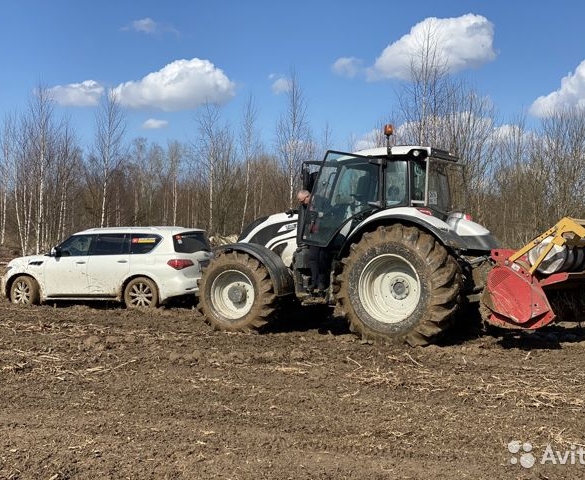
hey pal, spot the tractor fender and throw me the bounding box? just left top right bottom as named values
left=341, top=209, right=485, bottom=255
left=214, top=242, right=295, bottom=297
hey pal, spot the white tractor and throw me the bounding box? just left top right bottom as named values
left=197, top=125, right=585, bottom=345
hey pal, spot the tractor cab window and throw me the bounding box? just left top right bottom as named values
left=427, top=160, right=464, bottom=216
left=411, top=160, right=426, bottom=205
left=335, top=164, right=378, bottom=211
left=385, top=161, right=408, bottom=206
left=303, top=153, right=379, bottom=246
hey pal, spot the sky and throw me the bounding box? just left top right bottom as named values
left=1, top=1, right=585, bottom=153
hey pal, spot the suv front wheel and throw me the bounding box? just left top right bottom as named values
left=10, top=275, right=40, bottom=305
left=124, top=277, right=159, bottom=308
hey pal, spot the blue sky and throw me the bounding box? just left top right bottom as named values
left=1, top=1, right=585, bottom=152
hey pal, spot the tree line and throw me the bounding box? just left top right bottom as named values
left=0, top=76, right=316, bottom=255
left=2, top=52, right=585, bottom=256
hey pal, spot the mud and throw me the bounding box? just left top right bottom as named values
left=1, top=301, right=585, bottom=479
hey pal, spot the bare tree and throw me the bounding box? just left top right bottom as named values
left=488, top=118, right=541, bottom=246
left=25, top=86, right=60, bottom=252
left=535, top=107, right=585, bottom=222
left=0, top=113, right=16, bottom=246
left=0, top=86, right=81, bottom=253
left=441, top=87, right=498, bottom=223
left=274, top=71, right=314, bottom=206
left=193, top=103, right=242, bottom=235
left=248, top=153, right=289, bottom=219
left=396, top=19, right=454, bottom=146
left=52, top=122, right=83, bottom=241
left=165, top=140, right=183, bottom=226
left=393, top=20, right=499, bottom=225
left=127, top=137, right=149, bottom=225
left=239, top=94, right=263, bottom=231
left=89, top=91, right=127, bottom=227
left=317, top=122, right=334, bottom=156
left=194, top=104, right=221, bottom=233
left=13, top=86, right=70, bottom=253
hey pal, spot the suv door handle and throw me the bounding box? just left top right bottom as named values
left=117, top=260, right=128, bottom=263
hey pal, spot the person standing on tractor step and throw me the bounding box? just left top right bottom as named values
left=297, top=189, right=328, bottom=293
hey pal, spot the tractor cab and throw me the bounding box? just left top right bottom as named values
left=300, top=128, right=464, bottom=250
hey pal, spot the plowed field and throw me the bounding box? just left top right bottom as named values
left=1, top=301, right=584, bottom=479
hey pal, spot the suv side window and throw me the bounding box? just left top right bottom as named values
left=59, top=234, right=95, bottom=256
left=90, top=234, right=130, bottom=255
left=173, top=231, right=211, bottom=253
left=130, top=234, right=162, bottom=254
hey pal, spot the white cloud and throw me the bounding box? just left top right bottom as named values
left=530, top=60, right=585, bottom=117
left=269, top=74, right=292, bottom=94
left=353, top=130, right=379, bottom=151
left=332, top=57, right=363, bottom=78
left=121, top=17, right=178, bottom=35
left=49, top=80, right=104, bottom=107
left=337, top=14, right=495, bottom=81
left=492, top=123, right=522, bottom=140
left=142, top=118, right=168, bottom=129
left=129, top=18, right=157, bottom=33
left=113, top=58, right=236, bottom=111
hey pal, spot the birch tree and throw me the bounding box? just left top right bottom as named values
left=90, top=91, right=127, bottom=227
left=0, top=114, right=16, bottom=245
left=275, top=72, right=314, bottom=207
left=165, top=140, right=183, bottom=226
left=25, top=86, right=60, bottom=253
left=396, top=19, right=453, bottom=146
left=193, top=103, right=222, bottom=233
left=239, top=95, right=262, bottom=230
left=394, top=19, right=497, bottom=224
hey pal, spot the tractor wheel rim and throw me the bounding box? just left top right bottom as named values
left=358, top=254, right=421, bottom=324
left=211, top=270, right=255, bottom=319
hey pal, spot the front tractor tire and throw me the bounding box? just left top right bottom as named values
left=197, top=251, right=277, bottom=332
left=336, top=225, right=462, bottom=346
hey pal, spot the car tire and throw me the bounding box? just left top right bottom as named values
left=10, top=275, right=40, bottom=305
left=124, top=277, right=159, bottom=308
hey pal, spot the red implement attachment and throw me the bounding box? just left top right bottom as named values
left=481, top=217, right=585, bottom=330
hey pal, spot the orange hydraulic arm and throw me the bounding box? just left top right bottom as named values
left=507, top=217, right=585, bottom=275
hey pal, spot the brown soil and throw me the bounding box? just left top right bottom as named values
left=1, top=300, right=585, bottom=479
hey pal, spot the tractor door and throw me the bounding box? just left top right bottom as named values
left=301, top=152, right=381, bottom=248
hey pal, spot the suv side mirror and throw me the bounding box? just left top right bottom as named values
left=51, top=246, right=62, bottom=258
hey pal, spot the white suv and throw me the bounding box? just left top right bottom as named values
left=2, top=226, right=213, bottom=308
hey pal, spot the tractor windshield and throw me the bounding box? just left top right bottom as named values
left=301, top=152, right=382, bottom=247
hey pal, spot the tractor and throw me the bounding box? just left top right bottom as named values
left=197, top=125, right=585, bottom=345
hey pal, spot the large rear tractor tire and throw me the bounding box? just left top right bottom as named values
left=197, top=251, right=277, bottom=332
left=335, top=225, right=462, bottom=346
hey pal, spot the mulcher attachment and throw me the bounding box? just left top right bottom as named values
left=481, top=217, right=585, bottom=329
